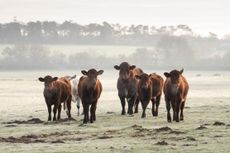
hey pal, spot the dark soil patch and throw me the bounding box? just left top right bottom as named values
left=213, top=121, right=225, bottom=126
left=3, top=118, right=44, bottom=124
left=0, top=136, right=45, bottom=144
left=51, top=140, right=65, bottom=143
left=187, top=136, right=196, bottom=141
left=156, top=126, right=172, bottom=132
left=4, top=124, right=17, bottom=127
left=196, top=125, right=207, bottom=130
left=106, top=112, right=115, bottom=114
left=169, top=131, right=185, bottom=134
left=183, top=143, right=197, bottom=146
left=97, top=135, right=113, bottom=139
left=155, top=140, right=168, bottom=145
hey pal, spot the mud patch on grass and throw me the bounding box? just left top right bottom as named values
left=196, top=125, right=208, bottom=130
left=0, top=136, right=45, bottom=144
left=51, top=140, right=65, bottom=143
left=97, top=135, right=113, bottom=139
left=155, top=126, right=172, bottom=132
left=155, top=140, right=168, bottom=145
left=213, top=121, right=225, bottom=126
left=187, top=136, right=196, bottom=141
left=3, top=118, right=44, bottom=124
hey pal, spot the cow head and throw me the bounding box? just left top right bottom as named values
left=135, top=73, right=151, bottom=90
left=81, top=69, right=103, bottom=85
left=114, top=62, right=136, bottom=81
left=38, top=75, right=58, bottom=87
left=164, top=69, right=184, bottom=84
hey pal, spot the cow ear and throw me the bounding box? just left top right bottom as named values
left=38, top=77, right=44, bottom=82
left=129, top=65, right=136, bottom=70
left=180, top=69, right=184, bottom=74
left=164, top=72, right=170, bottom=78
left=71, top=75, right=77, bottom=80
left=114, top=65, right=120, bottom=70
left=52, top=77, right=58, bottom=81
left=81, top=70, right=88, bottom=75
left=97, top=70, right=104, bottom=75
left=135, top=75, right=141, bottom=79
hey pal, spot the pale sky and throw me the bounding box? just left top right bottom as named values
left=0, top=0, right=229, bottom=37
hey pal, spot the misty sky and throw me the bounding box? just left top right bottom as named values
left=0, top=0, right=229, bottom=37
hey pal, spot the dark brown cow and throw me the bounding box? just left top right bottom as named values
left=38, top=75, right=72, bottom=121
left=136, top=73, right=164, bottom=118
left=163, top=69, right=189, bottom=122
left=114, top=62, right=143, bottom=115
left=78, top=69, right=103, bottom=123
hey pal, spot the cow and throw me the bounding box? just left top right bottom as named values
left=78, top=69, right=103, bottom=123
left=64, top=75, right=81, bottom=116
left=163, top=69, right=189, bottom=122
left=136, top=73, right=164, bottom=118
left=38, top=75, right=72, bottom=121
left=114, top=62, right=143, bottom=115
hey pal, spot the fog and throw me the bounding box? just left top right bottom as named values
left=0, top=21, right=230, bottom=70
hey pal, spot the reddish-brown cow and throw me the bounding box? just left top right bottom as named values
left=163, top=69, right=189, bottom=122
left=114, top=62, right=143, bottom=115
left=39, top=75, right=72, bottom=121
left=78, top=69, right=103, bottom=123
left=136, top=73, right=163, bottom=118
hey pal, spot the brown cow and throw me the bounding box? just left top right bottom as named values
left=136, top=73, right=164, bottom=118
left=38, top=75, right=72, bottom=121
left=114, top=62, right=143, bottom=115
left=78, top=69, right=103, bottom=123
left=163, top=69, right=189, bottom=122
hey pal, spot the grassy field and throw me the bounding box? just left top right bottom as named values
left=0, top=70, right=229, bottom=153
left=0, top=97, right=230, bottom=153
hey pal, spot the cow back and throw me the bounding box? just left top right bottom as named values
left=150, top=73, right=164, bottom=97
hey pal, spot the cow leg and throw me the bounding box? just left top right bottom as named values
left=171, top=101, right=176, bottom=121
left=119, top=96, right=126, bottom=115
left=83, top=103, right=89, bottom=124
left=66, top=96, right=72, bottom=119
left=134, top=97, right=139, bottom=113
left=53, top=104, right=58, bottom=121
left=165, top=98, right=171, bottom=122
left=76, top=97, right=81, bottom=116
left=151, top=98, right=156, bottom=117
left=57, top=104, right=62, bottom=120
left=128, top=96, right=136, bottom=115
left=180, top=101, right=185, bottom=121
left=47, top=104, right=52, bottom=121
left=90, top=102, right=97, bottom=123
left=155, top=95, right=161, bottom=116
left=141, top=101, right=147, bottom=118
left=175, top=100, right=181, bottom=122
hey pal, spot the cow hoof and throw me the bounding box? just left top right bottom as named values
left=121, top=111, right=126, bottom=115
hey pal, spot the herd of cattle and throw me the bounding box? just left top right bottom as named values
left=38, top=62, right=189, bottom=124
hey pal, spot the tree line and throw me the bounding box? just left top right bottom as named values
left=0, top=20, right=217, bottom=45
